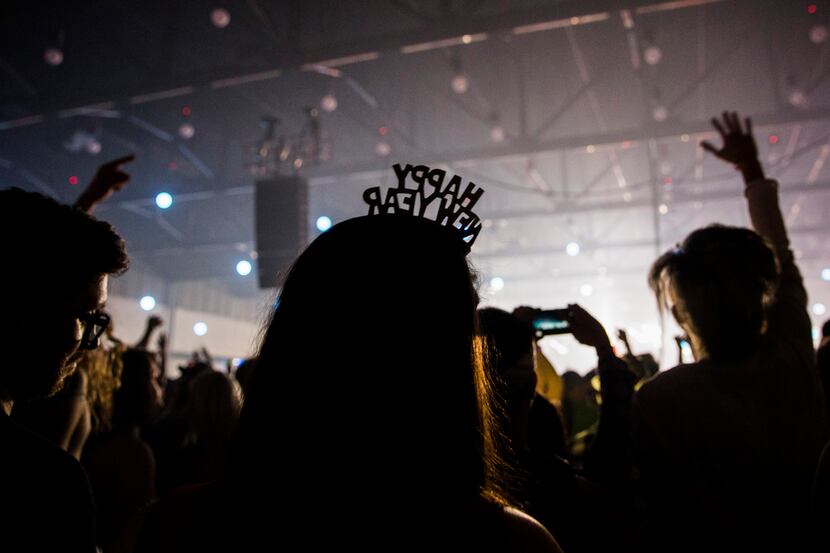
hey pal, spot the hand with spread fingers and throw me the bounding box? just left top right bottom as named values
left=701, top=112, right=764, bottom=182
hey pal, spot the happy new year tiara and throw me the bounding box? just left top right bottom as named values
left=362, top=163, right=485, bottom=251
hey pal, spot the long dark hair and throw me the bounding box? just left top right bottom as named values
left=231, top=215, right=509, bottom=511
left=649, top=224, right=779, bottom=362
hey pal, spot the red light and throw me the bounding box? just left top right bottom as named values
left=68, top=175, right=79, bottom=185
left=768, top=134, right=780, bottom=145
left=167, top=161, right=177, bottom=170
left=621, top=140, right=632, bottom=149
left=808, top=4, right=817, bottom=14
left=663, top=177, right=673, bottom=185
left=182, top=106, right=191, bottom=117
left=378, top=126, right=388, bottom=136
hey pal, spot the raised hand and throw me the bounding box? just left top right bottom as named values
left=146, top=315, right=163, bottom=331
left=511, top=305, right=541, bottom=327
left=566, top=304, right=612, bottom=354
left=701, top=112, right=764, bottom=182
left=74, top=154, right=135, bottom=213
left=617, top=328, right=633, bottom=356
left=135, top=314, right=163, bottom=350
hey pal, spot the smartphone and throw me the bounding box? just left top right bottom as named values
left=533, top=309, right=571, bottom=338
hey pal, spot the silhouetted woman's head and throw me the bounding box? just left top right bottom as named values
left=187, top=370, right=240, bottom=443
left=477, top=308, right=537, bottom=414
left=649, top=224, right=779, bottom=362
left=233, top=214, right=505, bottom=509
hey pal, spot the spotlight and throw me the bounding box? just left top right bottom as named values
left=375, top=141, right=391, bottom=157
left=85, top=139, right=102, bottom=155
left=566, top=242, right=580, bottom=256
left=193, top=322, right=209, bottom=336
left=643, top=45, right=662, bottom=65
left=140, top=296, right=156, bottom=311
left=321, top=93, right=338, bottom=112
left=580, top=284, right=594, bottom=297
left=44, top=47, right=64, bottom=66
left=178, top=123, right=195, bottom=139
left=810, top=24, right=828, bottom=44
left=451, top=74, right=469, bottom=94
left=659, top=204, right=669, bottom=215
left=316, top=216, right=333, bottom=232
left=813, top=303, right=827, bottom=316
left=652, top=105, right=668, bottom=122
left=236, top=260, right=252, bottom=276
left=822, top=268, right=830, bottom=281
left=489, top=277, right=505, bottom=291
left=211, top=7, right=231, bottom=28
left=155, top=192, right=173, bottom=209
left=488, top=112, right=505, bottom=143
left=490, top=125, right=505, bottom=143
left=788, top=89, right=808, bottom=108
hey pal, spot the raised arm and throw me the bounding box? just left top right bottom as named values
left=74, top=154, right=135, bottom=214
left=702, top=112, right=810, bottom=345
left=135, top=315, right=163, bottom=351
left=702, top=113, right=789, bottom=250
left=567, top=304, right=637, bottom=488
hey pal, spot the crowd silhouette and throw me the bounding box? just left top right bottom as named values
left=1, top=111, right=828, bottom=552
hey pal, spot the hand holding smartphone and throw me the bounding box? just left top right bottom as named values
left=532, top=308, right=572, bottom=339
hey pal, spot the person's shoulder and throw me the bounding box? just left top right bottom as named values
left=62, top=368, right=88, bottom=397
left=2, top=412, right=76, bottom=467
left=101, top=432, right=156, bottom=468
left=531, top=392, right=556, bottom=411
left=496, top=506, right=564, bottom=553
left=135, top=482, right=226, bottom=553
left=633, top=363, right=713, bottom=426
left=0, top=413, right=91, bottom=497
left=146, top=481, right=222, bottom=521
left=635, top=362, right=704, bottom=400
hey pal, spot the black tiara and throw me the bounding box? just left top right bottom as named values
left=363, top=163, right=485, bottom=250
